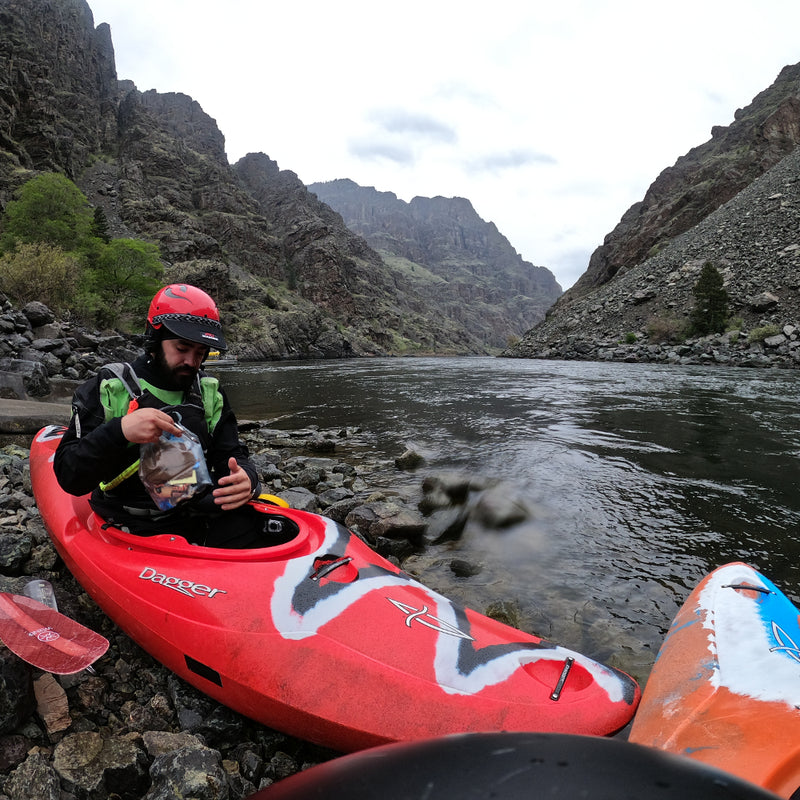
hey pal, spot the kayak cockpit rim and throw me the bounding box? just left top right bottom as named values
left=83, top=505, right=314, bottom=562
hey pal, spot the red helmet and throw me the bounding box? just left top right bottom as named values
left=146, top=284, right=227, bottom=350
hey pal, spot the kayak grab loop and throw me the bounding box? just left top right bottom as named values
left=311, top=557, right=357, bottom=583
left=550, top=657, right=575, bottom=701
left=723, top=583, right=772, bottom=595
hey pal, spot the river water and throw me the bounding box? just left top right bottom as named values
left=214, top=356, right=800, bottom=686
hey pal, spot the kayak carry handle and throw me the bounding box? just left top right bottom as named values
left=311, top=557, right=354, bottom=582
left=723, top=583, right=772, bottom=595
left=550, top=657, right=574, bottom=701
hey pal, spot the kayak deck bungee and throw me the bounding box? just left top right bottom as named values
left=629, top=562, right=800, bottom=798
left=31, top=425, right=640, bottom=752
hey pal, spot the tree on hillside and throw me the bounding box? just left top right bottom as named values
left=92, top=206, right=111, bottom=243
left=0, top=172, right=164, bottom=329
left=83, top=238, right=163, bottom=327
left=690, top=262, right=729, bottom=335
left=0, top=172, right=94, bottom=253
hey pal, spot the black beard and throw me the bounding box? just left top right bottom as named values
left=153, top=347, right=198, bottom=391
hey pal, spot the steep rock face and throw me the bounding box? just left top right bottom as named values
left=505, top=143, right=800, bottom=361
left=0, top=0, right=117, bottom=192
left=562, top=63, right=800, bottom=304
left=308, top=179, right=562, bottom=348
left=0, top=0, right=534, bottom=359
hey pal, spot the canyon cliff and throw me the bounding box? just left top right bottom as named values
left=0, top=0, right=560, bottom=359
left=506, top=62, right=800, bottom=363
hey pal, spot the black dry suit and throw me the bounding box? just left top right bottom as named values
left=54, top=354, right=265, bottom=547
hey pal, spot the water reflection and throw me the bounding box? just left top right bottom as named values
left=216, top=357, right=800, bottom=683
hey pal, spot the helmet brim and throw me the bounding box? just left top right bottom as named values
left=157, top=315, right=227, bottom=351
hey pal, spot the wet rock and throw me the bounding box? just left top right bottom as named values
left=307, top=435, right=336, bottom=453
left=229, top=744, right=263, bottom=785
left=345, top=499, right=426, bottom=544
left=395, top=448, right=424, bottom=470
left=418, top=485, right=451, bottom=514
left=420, top=471, right=478, bottom=508
left=485, top=599, right=525, bottom=629
left=472, top=484, right=533, bottom=529
left=371, top=506, right=426, bottom=541
left=342, top=503, right=379, bottom=538
left=426, top=507, right=469, bottom=544
left=321, top=496, right=363, bottom=523
left=450, top=558, right=483, bottom=578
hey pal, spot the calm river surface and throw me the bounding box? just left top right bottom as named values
left=214, top=356, right=800, bottom=686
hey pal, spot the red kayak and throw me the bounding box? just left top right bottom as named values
left=31, top=425, right=640, bottom=752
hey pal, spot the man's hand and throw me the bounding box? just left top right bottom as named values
left=121, top=409, right=182, bottom=443
left=213, top=457, right=253, bottom=511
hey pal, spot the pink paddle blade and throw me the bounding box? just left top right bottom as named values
left=0, top=592, right=109, bottom=674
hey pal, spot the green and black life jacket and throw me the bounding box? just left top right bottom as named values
left=96, top=362, right=224, bottom=493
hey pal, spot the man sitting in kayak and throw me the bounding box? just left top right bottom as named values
left=54, top=284, right=270, bottom=548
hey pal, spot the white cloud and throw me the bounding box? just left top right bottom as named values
left=88, top=0, right=800, bottom=289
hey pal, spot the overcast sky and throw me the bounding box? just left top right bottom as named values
left=87, top=0, right=800, bottom=290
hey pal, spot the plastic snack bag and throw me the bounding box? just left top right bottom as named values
left=139, top=423, right=212, bottom=511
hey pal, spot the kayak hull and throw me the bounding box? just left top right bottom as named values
left=629, top=562, right=800, bottom=798
left=31, top=425, right=639, bottom=752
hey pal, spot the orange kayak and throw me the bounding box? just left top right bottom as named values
left=629, top=562, right=800, bottom=798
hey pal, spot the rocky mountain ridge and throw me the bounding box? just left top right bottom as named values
left=564, top=62, right=800, bottom=303
left=506, top=61, right=800, bottom=362
left=506, top=141, right=800, bottom=364
left=0, top=0, right=560, bottom=360
left=308, top=179, right=561, bottom=349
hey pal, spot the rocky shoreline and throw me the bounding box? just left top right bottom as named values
left=3, top=289, right=795, bottom=798
left=508, top=323, right=800, bottom=368
left=0, top=411, right=534, bottom=799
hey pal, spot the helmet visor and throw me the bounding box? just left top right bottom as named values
left=154, top=313, right=227, bottom=350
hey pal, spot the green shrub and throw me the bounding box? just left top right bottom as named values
left=727, top=316, right=744, bottom=331
left=0, top=172, right=94, bottom=253
left=647, top=315, right=687, bottom=343
left=624, top=332, right=637, bottom=344
left=0, top=242, right=80, bottom=309
left=748, top=324, right=781, bottom=343
left=82, top=238, right=163, bottom=328
left=0, top=173, right=164, bottom=328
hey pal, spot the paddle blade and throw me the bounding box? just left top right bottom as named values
left=0, top=592, right=109, bottom=674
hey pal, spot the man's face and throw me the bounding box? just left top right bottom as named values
left=154, top=338, right=209, bottom=390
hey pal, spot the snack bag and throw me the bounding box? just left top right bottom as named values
left=139, top=423, right=212, bottom=511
